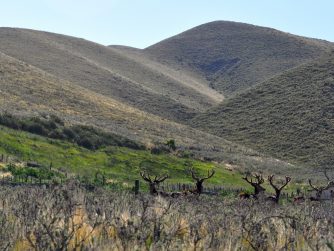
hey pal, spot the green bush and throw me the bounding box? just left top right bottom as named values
left=165, top=139, right=176, bottom=151
left=6, top=164, right=63, bottom=181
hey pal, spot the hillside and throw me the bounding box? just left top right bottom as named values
left=0, top=28, right=223, bottom=122
left=145, top=21, right=334, bottom=94
left=192, top=52, right=334, bottom=167
left=0, top=125, right=235, bottom=185
left=0, top=52, right=209, bottom=142
left=0, top=50, right=280, bottom=172
left=108, top=45, right=223, bottom=104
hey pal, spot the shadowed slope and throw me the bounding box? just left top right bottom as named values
left=145, top=21, right=334, bottom=95
left=192, top=52, right=334, bottom=166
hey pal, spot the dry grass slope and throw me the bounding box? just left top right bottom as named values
left=192, top=52, right=334, bottom=167
left=145, top=20, right=334, bottom=95
left=0, top=28, right=223, bottom=122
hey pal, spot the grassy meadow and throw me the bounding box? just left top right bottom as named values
left=0, top=125, right=248, bottom=189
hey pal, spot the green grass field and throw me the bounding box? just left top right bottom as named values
left=0, top=126, right=248, bottom=189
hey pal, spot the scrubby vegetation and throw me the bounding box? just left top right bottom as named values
left=0, top=113, right=143, bottom=150
left=1, top=181, right=334, bottom=250
left=4, top=163, right=64, bottom=183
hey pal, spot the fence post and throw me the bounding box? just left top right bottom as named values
left=134, top=180, right=140, bottom=195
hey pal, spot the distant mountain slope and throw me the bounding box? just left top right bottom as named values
left=0, top=28, right=223, bottom=122
left=1, top=22, right=332, bottom=171
left=145, top=21, right=334, bottom=95
left=108, top=45, right=223, bottom=104
left=192, top=52, right=334, bottom=166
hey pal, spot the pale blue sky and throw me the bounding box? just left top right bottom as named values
left=1, top=0, right=333, bottom=48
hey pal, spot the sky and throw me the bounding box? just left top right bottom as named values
left=1, top=0, right=333, bottom=49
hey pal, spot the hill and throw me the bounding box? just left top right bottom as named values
left=192, top=52, right=334, bottom=167
left=0, top=50, right=281, bottom=172
left=0, top=51, right=213, bottom=143
left=145, top=21, right=334, bottom=95
left=0, top=28, right=223, bottom=122
left=0, top=22, right=325, bottom=174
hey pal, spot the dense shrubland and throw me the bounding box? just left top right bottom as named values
left=0, top=181, right=334, bottom=251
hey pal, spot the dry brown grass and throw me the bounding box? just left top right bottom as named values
left=1, top=182, right=334, bottom=250
left=192, top=52, right=334, bottom=168
left=145, top=20, right=334, bottom=95
left=0, top=27, right=223, bottom=122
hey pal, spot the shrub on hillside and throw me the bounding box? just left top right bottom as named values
left=165, top=139, right=176, bottom=151
left=0, top=113, right=22, bottom=129
left=150, top=143, right=171, bottom=155
left=0, top=113, right=144, bottom=151
left=22, top=122, right=48, bottom=136
left=6, top=164, right=62, bottom=181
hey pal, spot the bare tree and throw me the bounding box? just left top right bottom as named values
left=189, top=169, right=215, bottom=195
left=140, top=171, right=169, bottom=195
left=267, top=175, right=291, bottom=203
left=242, top=174, right=266, bottom=198
left=308, top=179, right=334, bottom=201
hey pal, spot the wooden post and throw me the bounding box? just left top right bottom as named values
left=134, top=180, right=140, bottom=195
